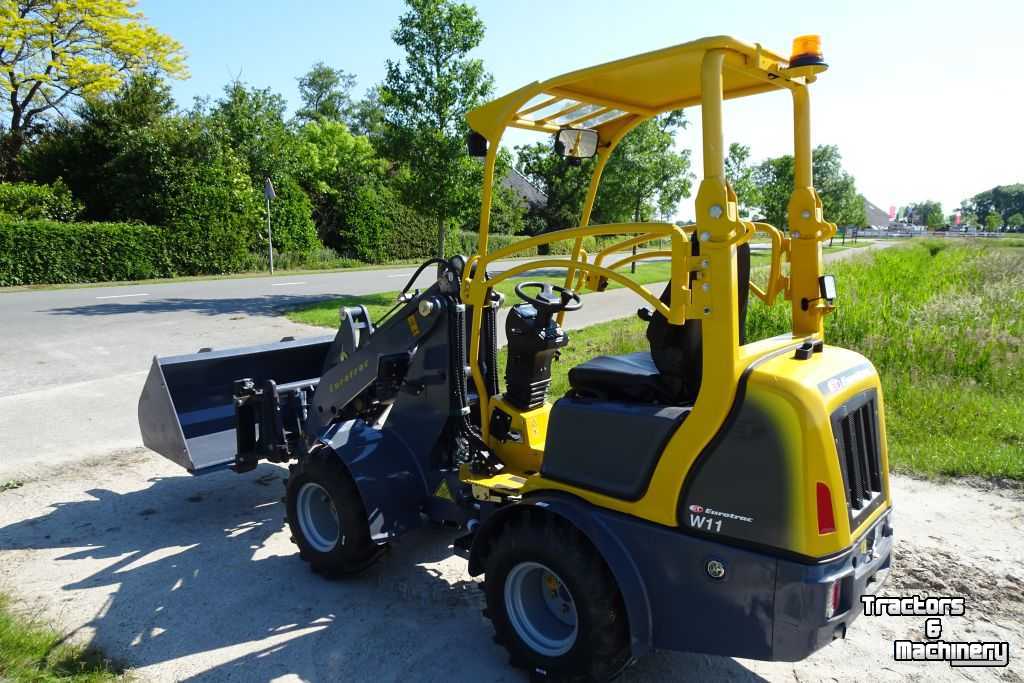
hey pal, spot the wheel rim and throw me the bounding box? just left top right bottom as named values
left=296, top=482, right=340, bottom=552
left=504, top=561, right=578, bottom=657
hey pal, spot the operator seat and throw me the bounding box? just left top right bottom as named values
left=568, top=237, right=750, bottom=404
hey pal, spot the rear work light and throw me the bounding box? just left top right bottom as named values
left=825, top=579, right=842, bottom=619
left=816, top=482, right=836, bottom=534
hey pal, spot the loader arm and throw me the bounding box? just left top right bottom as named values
left=138, top=277, right=462, bottom=475
left=304, top=293, right=448, bottom=437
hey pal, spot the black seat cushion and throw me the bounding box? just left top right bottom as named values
left=568, top=351, right=676, bottom=403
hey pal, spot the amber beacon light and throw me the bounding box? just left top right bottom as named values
left=789, top=34, right=826, bottom=67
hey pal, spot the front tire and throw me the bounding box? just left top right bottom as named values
left=483, top=513, right=631, bottom=680
left=286, top=450, right=382, bottom=576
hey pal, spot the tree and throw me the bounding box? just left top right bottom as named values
left=752, top=154, right=794, bottom=229
left=23, top=85, right=261, bottom=272
left=516, top=141, right=592, bottom=233
left=599, top=113, right=693, bottom=223
left=962, top=184, right=1024, bottom=227
left=208, top=82, right=294, bottom=182
left=904, top=201, right=943, bottom=228
left=0, top=0, right=186, bottom=176
left=206, top=82, right=318, bottom=254
left=350, top=86, right=386, bottom=140
left=515, top=116, right=693, bottom=235
left=985, top=211, right=1002, bottom=231
left=811, top=145, right=865, bottom=227
left=452, top=147, right=524, bottom=235
left=379, top=0, right=494, bottom=258
left=23, top=73, right=176, bottom=220
left=295, top=118, right=388, bottom=250
left=296, top=62, right=357, bottom=124
left=724, top=142, right=759, bottom=217
left=753, top=145, right=865, bottom=229
left=1007, top=212, right=1024, bottom=231
left=0, top=178, right=81, bottom=221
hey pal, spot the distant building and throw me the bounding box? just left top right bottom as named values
left=863, top=198, right=892, bottom=229
left=501, top=168, right=547, bottom=210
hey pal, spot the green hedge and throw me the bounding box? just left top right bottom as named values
left=335, top=185, right=435, bottom=263
left=0, top=218, right=647, bottom=287
left=266, top=177, right=320, bottom=256
left=445, top=230, right=538, bottom=258
left=444, top=231, right=601, bottom=259
left=0, top=220, right=172, bottom=286
left=539, top=235, right=598, bottom=255
left=0, top=180, right=82, bottom=222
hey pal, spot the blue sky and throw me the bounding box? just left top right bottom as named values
left=139, top=0, right=1023, bottom=220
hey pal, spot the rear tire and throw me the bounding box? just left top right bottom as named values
left=483, top=513, right=631, bottom=681
left=286, top=450, right=382, bottom=576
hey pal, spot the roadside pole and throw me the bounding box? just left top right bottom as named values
left=264, top=177, right=276, bottom=274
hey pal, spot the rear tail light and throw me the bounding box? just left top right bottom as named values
left=816, top=482, right=836, bottom=534
left=825, top=579, right=842, bottom=619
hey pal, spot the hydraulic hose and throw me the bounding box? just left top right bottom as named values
left=481, top=299, right=500, bottom=397
left=446, top=299, right=494, bottom=469
left=400, top=258, right=451, bottom=295
left=449, top=302, right=470, bottom=414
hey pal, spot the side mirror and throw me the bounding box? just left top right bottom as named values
left=466, top=131, right=488, bottom=158
left=554, top=128, right=598, bottom=159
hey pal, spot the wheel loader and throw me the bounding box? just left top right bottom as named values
left=139, top=35, right=894, bottom=680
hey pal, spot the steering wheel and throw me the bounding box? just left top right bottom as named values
left=514, top=281, right=583, bottom=314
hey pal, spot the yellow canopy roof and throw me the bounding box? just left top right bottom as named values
left=467, top=35, right=806, bottom=141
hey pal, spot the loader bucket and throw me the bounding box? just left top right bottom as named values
left=138, top=335, right=335, bottom=474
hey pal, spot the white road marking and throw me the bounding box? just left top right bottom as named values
left=96, top=292, right=149, bottom=300
left=387, top=273, right=414, bottom=278
left=270, top=281, right=307, bottom=287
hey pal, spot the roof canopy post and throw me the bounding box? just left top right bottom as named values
left=557, top=144, right=613, bottom=326
left=557, top=117, right=641, bottom=325
left=476, top=140, right=500, bottom=256
left=792, top=85, right=812, bottom=188
left=786, top=84, right=835, bottom=337
left=674, top=48, right=751, bottom=510
left=701, top=49, right=726, bottom=181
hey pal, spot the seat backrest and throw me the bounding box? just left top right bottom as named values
left=645, top=236, right=750, bottom=402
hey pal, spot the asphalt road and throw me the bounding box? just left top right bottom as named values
left=0, top=253, right=651, bottom=475
left=0, top=243, right=890, bottom=478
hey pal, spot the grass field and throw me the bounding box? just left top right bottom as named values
left=0, top=594, right=121, bottom=681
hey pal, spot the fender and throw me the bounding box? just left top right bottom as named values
left=468, top=492, right=655, bottom=657
left=319, top=418, right=428, bottom=543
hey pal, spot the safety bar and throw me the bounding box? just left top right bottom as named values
left=748, top=222, right=788, bottom=304
left=593, top=231, right=682, bottom=262
left=463, top=222, right=693, bottom=443
left=465, top=222, right=692, bottom=325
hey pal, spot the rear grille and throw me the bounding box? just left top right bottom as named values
left=831, top=389, right=884, bottom=528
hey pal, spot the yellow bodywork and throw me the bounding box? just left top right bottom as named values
left=746, top=345, right=892, bottom=555
left=458, top=35, right=890, bottom=559
left=486, top=396, right=550, bottom=473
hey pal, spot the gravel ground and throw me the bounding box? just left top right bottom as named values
left=0, top=451, right=1021, bottom=682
